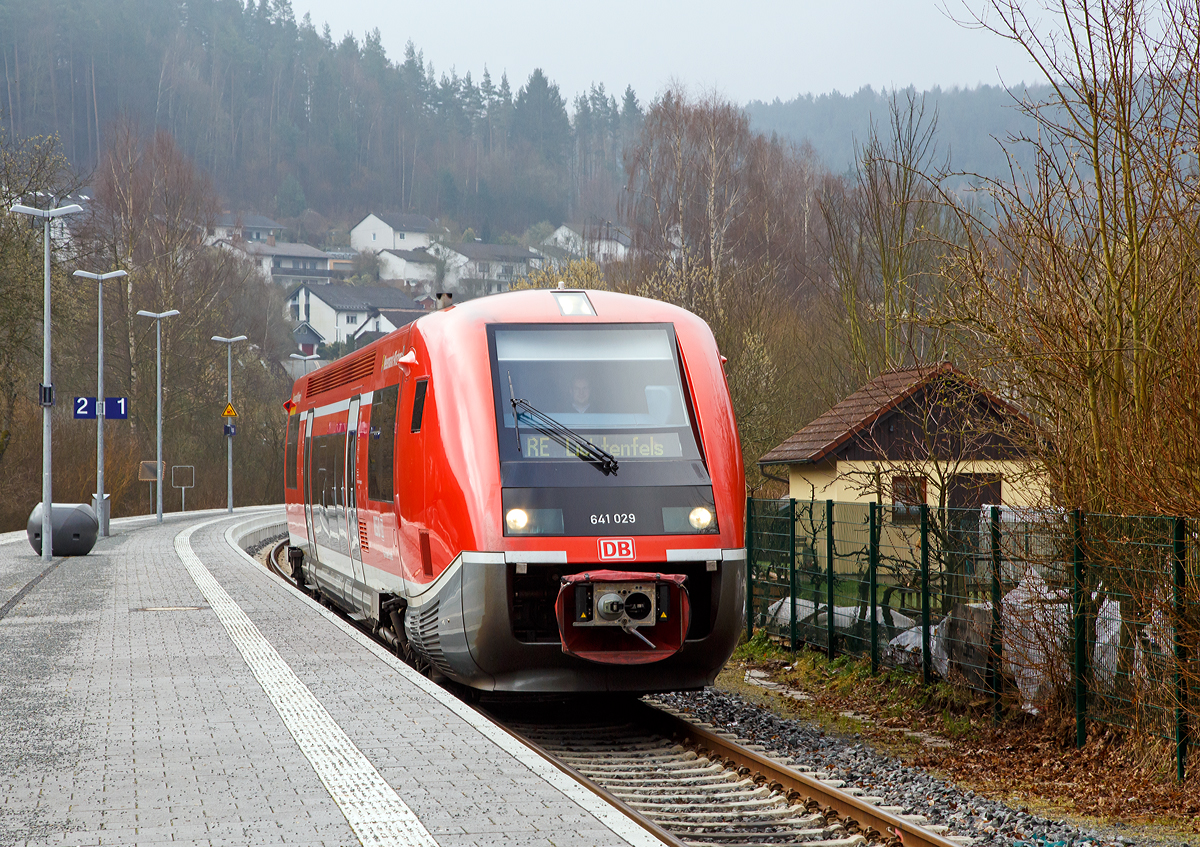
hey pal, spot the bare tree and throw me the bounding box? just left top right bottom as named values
left=820, top=91, right=955, bottom=378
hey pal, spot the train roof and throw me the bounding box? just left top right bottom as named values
left=291, top=288, right=713, bottom=400
left=435, top=287, right=704, bottom=326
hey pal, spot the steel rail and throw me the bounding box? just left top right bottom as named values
left=634, top=700, right=961, bottom=847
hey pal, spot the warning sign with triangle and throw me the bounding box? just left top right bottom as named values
left=222, top=403, right=238, bottom=418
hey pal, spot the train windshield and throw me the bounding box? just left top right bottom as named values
left=491, top=324, right=703, bottom=466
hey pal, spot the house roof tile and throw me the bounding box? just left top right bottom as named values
left=383, top=247, right=439, bottom=264
left=370, top=212, right=438, bottom=233
left=299, top=284, right=420, bottom=311
left=234, top=240, right=328, bottom=259
left=760, top=363, right=1017, bottom=466
left=448, top=242, right=541, bottom=262
left=215, top=212, right=282, bottom=230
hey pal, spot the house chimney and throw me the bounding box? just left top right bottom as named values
left=268, top=233, right=276, bottom=247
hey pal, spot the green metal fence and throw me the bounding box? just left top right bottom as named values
left=746, top=498, right=1198, bottom=780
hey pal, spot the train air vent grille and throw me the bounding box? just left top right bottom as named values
left=408, top=601, right=452, bottom=676
left=306, top=351, right=375, bottom=396
left=358, top=520, right=369, bottom=552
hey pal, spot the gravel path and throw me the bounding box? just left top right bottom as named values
left=655, top=687, right=1168, bottom=847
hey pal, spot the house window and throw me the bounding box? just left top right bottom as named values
left=346, top=314, right=358, bottom=325
left=501, top=264, right=514, bottom=278
left=891, top=475, right=926, bottom=523
left=397, top=232, right=405, bottom=240
left=372, top=232, right=376, bottom=241
left=273, top=259, right=282, bottom=268
left=477, top=262, right=490, bottom=276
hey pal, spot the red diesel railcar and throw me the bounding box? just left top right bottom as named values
left=283, top=287, right=745, bottom=692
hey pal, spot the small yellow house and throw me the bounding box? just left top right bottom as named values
left=760, top=363, right=1048, bottom=513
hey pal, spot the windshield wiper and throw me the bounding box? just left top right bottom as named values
left=508, top=377, right=619, bottom=474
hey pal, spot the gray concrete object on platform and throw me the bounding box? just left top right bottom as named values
left=25, top=501, right=98, bottom=556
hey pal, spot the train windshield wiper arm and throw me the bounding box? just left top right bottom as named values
left=509, top=396, right=619, bottom=474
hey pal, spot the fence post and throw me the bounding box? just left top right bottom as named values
left=1072, top=508, right=1087, bottom=749
left=990, top=505, right=1003, bottom=722
left=745, top=495, right=754, bottom=641
left=869, top=502, right=879, bottom=674
left=1174, top=516, right=1188, bottom=782
left=921, top=504, right=931, bottom=685
left=789, top=498, right=797, bottom=653
left=827, top=499, right=836, bottom=661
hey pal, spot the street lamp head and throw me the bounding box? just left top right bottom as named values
left=73, top=269, right=128, bottom=282
left=212, top=335, right=248, bottom=344
left=11, top=202, right=83, bottom=218
left=290, top=353, right=320, bottom=361
left=137, top=309, right=180, bottom=320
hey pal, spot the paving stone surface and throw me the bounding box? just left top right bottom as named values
left=0, top=510, right=639, bottom=847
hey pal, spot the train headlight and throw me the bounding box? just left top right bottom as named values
left=503, top=507, right=565, bottom=535
left=688, top=507, right=714, bottom=530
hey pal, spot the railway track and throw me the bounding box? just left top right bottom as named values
left=487, top=698, right=966, bottom=847
left=265, top=542, right=966, bottom=847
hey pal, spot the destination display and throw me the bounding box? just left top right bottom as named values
left=521, top=431, right=683, bottom=460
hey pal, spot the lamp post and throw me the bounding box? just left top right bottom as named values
left=11, top=200, right=84, bottom=560
left=211, top=334, right=247, bottom=514
left=136, top=309, right=179, bottom=523
left=290, top=352, right=320, bottom=374
left=74, top=269, right=127, bottom=537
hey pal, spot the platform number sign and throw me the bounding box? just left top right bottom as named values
left=73, top=397, right=128, bottom=420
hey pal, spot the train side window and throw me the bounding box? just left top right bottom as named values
left=368, top=384, right=399, bottom=502
left=286, top=413, right=300, bottom=489
left=410, top=380, right=428, bottom=433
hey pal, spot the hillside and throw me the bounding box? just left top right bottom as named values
left=747, top=83, right=1052, bottom=178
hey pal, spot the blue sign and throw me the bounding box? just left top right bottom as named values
left=74, top=397, right=129, bottom=420
left=224, top=424, right=237, bottom=436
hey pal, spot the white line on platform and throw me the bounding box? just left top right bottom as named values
left=222, top=520, right=664, bottom=847
left=175, top=518, right=438, bottom=847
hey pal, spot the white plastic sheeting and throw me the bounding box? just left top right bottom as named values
left=879, top=570, right=1175, bottom=712
left=763, top=596, right=916, bottom=632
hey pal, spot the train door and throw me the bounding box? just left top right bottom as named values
left=400, top=378, right=430, bottom=580
left=345, top=397, right=365, bottom=601
left=303, top=409, right=316, bottom=558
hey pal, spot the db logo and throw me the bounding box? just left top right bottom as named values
left=598, top=538, right=636, bottom=561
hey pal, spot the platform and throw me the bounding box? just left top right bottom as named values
left=0, top=508, right=662, bottom=847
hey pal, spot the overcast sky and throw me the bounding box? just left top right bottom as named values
left=287, top=0, right=1043, bottom=106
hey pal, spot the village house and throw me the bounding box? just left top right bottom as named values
left=285, top=283, right=422, bottom=349
left=432, top=241, right=544, bottom=295
left=350, top=212, right=439, bottom=252
left=377, top=247, right=441, bottom=288
left=759, top=363, right=1046, bottom=513
left=757, top=363, right=1049, bottom=596
left=218, top=237, right=331, bottom=286
left=208, top=212, right=283, bottom=244
left=542, top=221, right=631, bottom=264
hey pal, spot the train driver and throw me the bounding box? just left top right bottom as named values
left=570, top=376, right=592, bottom=413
